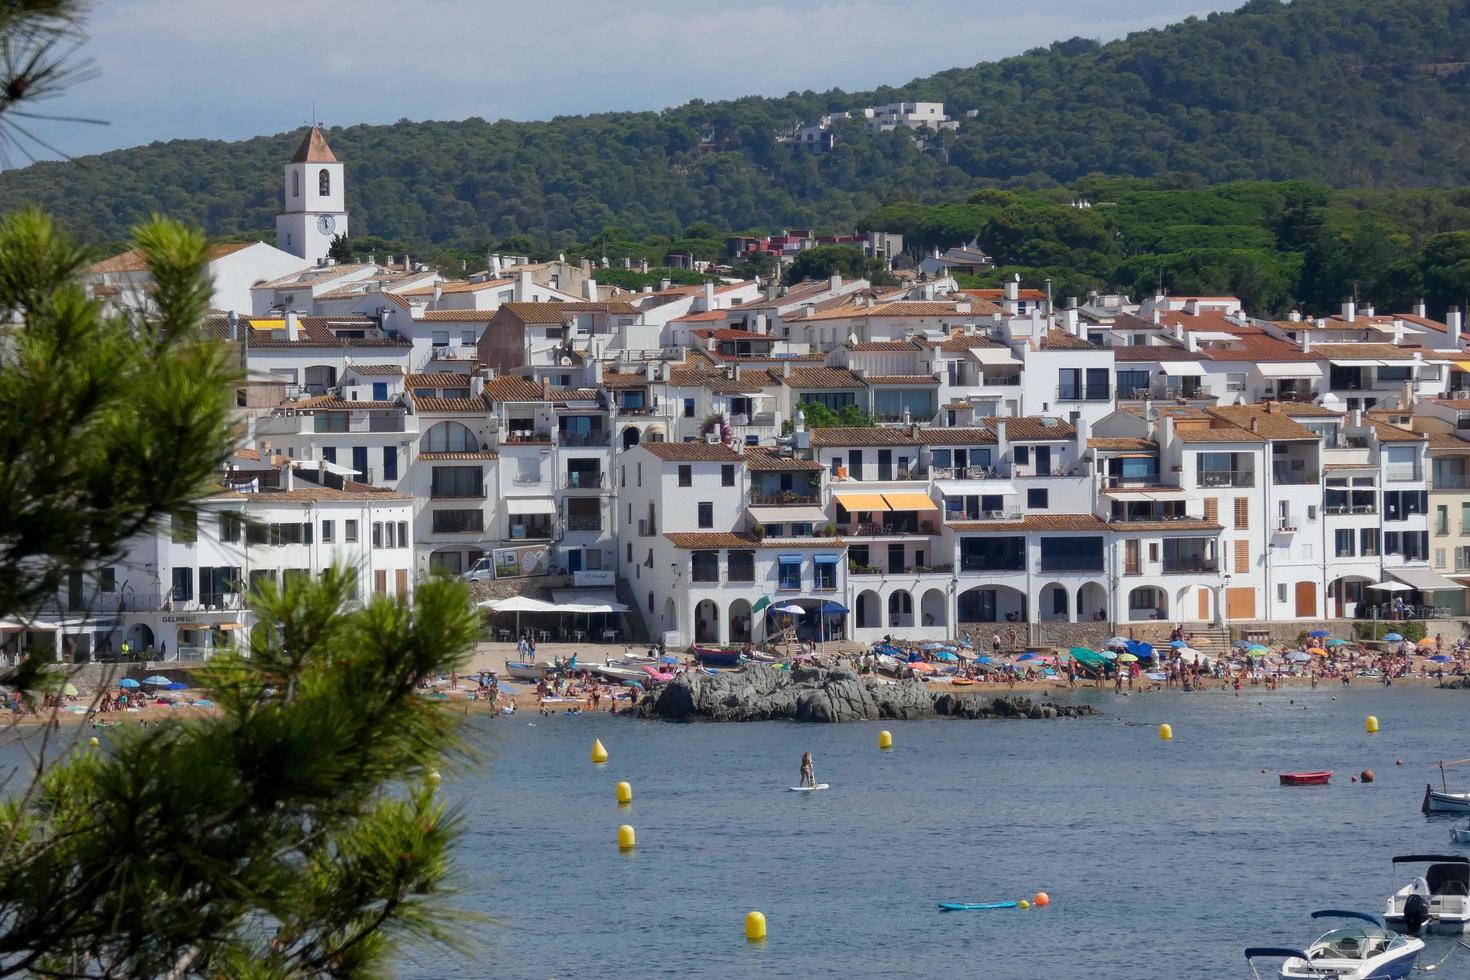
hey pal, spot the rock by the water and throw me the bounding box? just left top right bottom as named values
left=627, top=665, right=1093, bottom=723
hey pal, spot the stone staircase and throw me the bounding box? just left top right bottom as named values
left=1113, top=622, right=1232, bottom=658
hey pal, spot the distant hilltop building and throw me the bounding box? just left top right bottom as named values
left=788, top=102, right=958, bottom=151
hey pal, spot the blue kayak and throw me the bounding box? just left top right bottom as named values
left=938, top=901, right=1018, bottom=912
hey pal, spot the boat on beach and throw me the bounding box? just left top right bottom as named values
left=1244, top=910, right=1423, bottom=979
left=1383, top=854, right=1470, bottom=934
left=1280, top=771, right=1332, bottom=786
left=503, top=660, right=548, bottom=681
left=690, top=646, right=745, bottom=668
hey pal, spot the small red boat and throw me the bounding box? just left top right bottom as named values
left=1279, top=771, right=1333, bottom=786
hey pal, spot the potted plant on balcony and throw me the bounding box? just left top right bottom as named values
left=752, top=523, right=766, bottom=540
left=822, top=522, right=836, bottom=538
left=702, top=412, right=732, bottom=444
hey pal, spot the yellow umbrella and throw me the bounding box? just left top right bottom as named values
left=61, top=682, right=78, bottom=696
left=1416, top=637, right=1436, bottom=650
left=1116, top=652, right=1139, bottom=663
left=1305, top=647, right=1327, bottom=656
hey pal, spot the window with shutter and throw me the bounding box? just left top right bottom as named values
left=1203, top=497, right=1218, bottom=523
left=1234, top=540, right=1249, bottom=573
left=1234, top=497, right=1248, bottom=529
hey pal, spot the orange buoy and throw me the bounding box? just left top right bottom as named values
left=1033, top=891, right=1051, bottom=907
left=1361, top=769, right=1374, bottom=783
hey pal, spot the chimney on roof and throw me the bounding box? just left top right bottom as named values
left=1343, top=299, right=1356, bottom=324
left=703, top=281, right=716, bottom=311
left=1288, top=309, right=1302, bottom=322
left=644, top=361, right=655, bottom=382
left=1393, top=320, right=1404, bottom=346
left=489, top=253, right=502, bottom=276
left=1365, top=304, right=1376, bottom=318
left=1301, top=332, right=1311, bottom=353
left=515, top=269, right=533, bottom=302
left=1004, top=278, right=1019, bottom=302
left=829, top=274, right=842, bottom=295
left=431, top=283, right=442, bottom=309
left=1414, top=298, right=1427, bottom=318
left=1065, top=308, right=1080, bottom=337
left=403, top=254, right=411, bottom=272
left=955, top=300, right=972, bottom=314
left=583, top=277, right=598, bottom=301
left=803, top=302, right=815, bottom=320
left=1266, top=400, right=1278, bottom=414
left=1152, top=308, right=1162, bottom=325
left=470, top=374, right=484, bottom=398
left=541, top=377, right=550, bottom=400
left=782, top=360, right=791, bottom=378
left=639, top=259, right=649, bottom=274
left=754, top=312, right=768, bottom=335
left=285, top=310, right=300, bottom=342
left=580, top=258, right=592, bottom=276
left=1451, top=305, right=1466, bottom=343
left=1249, top=417, right=1258, bottom=433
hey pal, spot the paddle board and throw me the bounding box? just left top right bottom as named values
left=937, top=901, right=1018, bottom=912
left=788, top=783, right=830, bottom=792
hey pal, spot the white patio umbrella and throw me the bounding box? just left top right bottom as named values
left=479, top=596, right=559, bottom=637
left=1366, top=582, right=1412, bottom=592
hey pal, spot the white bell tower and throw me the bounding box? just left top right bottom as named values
left=276, top=126, right=348, bottom=264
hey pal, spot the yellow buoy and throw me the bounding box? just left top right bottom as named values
left=1158, top=723, right=1173, bottom=741
left=1019, top=899, right=1031, bottom=910
left=426, top=769, right=442, bottom=787
left=616, top=780, right=633, bottom=805
left=618, top=824, right=636, bottom=850
left=878, top=729, right=893, bottom=750
left=745, top=910, right=767, bottom=941
left=88, top=736, right=98, bottom=747
left=592, top=738, right=608, bottom=764
left=1366, top=715, right=1379, bottom=734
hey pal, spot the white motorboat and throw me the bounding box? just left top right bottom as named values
left=1245, top=910, right=1423, bottom=979
left=1384, top=854, right=1470, bottom=934
left=1451, top=820, right=1470, bottom=846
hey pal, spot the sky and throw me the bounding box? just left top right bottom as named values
left=19, top=0, right=1222, bottom=162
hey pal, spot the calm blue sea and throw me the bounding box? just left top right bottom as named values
left=400, top=686, right=1470, bottom=979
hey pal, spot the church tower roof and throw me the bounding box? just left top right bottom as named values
left=291, top=126, right=338, bottom=164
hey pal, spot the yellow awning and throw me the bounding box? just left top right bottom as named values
left=882, top=491, right=939, bottom=511
left=250, top=318, right=284, bottom=330
left=1455, top=361, right=1470, bottom=373
left=834, top=492, right=889, bottom=512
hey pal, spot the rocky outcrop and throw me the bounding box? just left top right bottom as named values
left=626, top=665, right=1093, bottom=723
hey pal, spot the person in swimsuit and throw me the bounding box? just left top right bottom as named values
left=799, top=751, right=815, bottom=788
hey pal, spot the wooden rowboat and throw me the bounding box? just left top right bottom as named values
left=690, top=645, right=745, bottom=668
left=503, top=659, right=548, bottom=681
left=1280, top=771, right=1333, bottom=786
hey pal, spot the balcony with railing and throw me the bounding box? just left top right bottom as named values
left=839, top=519, right=941, bottom=537
left=1197, top=470, right=1255, bottom=488
left=562, top=470, right=607, bottom=490
left=1056, top=384, right=1111, bottom=401
left=1271, top=464, right=1318, bottom=486
left=558, top=429, right=611, bottom=447
left=565, top=515, right=601, bottom=532
left=506, top=519, right=553, bottom=541
left=1433, top=473, right=1470, bottom=490
left=1038, top=557, right=1105, bottom=573
left=946, top=509, right=1023, bottom=523
left=1160, top=558, right=1219, bottom=574
left=748, top=490, right=822, bottom=507
left=498, top=429, right=554, bottom=446
left=848, top=561, right=954, bottom=577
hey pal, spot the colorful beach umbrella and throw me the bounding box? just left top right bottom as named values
left=117, top=678, right=140, bottom=688
left=61, top=682, right=77, bottom=697
left=933, top=651, right=959, bottom=662
left=1416, top=637, right=1437, bottom=650
left=1326, top=639, right=1348, bottom=647
left=1233, top=640, right=1250, bottom=650
left=1169, top=639, right=1188, bottom=648
left=1116, top=652, right=1139, bottom=663
left=1308, top=629, right=1331, bottom=639
left=1383, top=632, right=1403, bottom=643
left=143, top=675, right=171, bottom=686
left=1430, top=654, right=1453, bottom=663
left=1305, top=648, right=1327, bottom=656
left=1105, top=636, right=1128, bottom=648
left=165, top=681, right=188, bottom=690
left=1246, top=645, right=1268, bottom=655
left=1286, top=652, right=1311, bottom=662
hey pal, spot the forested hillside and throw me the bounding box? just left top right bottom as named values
left=3, top=0, right=1470, bottom=249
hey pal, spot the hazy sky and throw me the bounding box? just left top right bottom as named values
left=20, top=0, right=1220, bottom=162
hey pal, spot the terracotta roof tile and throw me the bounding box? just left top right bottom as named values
left=411, top=394, right=491, bottom=413
left=291, top=126, right=337, bottom=163
left=1311, top=343, right=1425, bottom=361
left=772, top=367, right=866, bottom=389
left=640, top=442, right=745, bottom=462
left=416, top=451, right=500, bottom=461
left=917, top=427, right=998, bottom=446
left=1426, top=433, right=1470, bottom=451
left=1204, top=406, right=1319, bottom=441
left=398, top=278, right=513, bottom=297
left=1110, top=344, right=1202, bottom=362
left=407, top=373, right=472, bottom=389
left=289, top=396, right=401, bottom=412
left=417, top=310, right=498, bottom=321
left=483, top=377, right=547, bottom=402
left=808, top=427, right=920, bottom=447
left=935, top=331, right=1010, bottom=353
left=848, top=340, right=925, bottom=352
left=1038, top=329, right=1098, bottom=351
left=494, top=301, right=640, bottom=324
left=864, top=375, right=940, bottom=386
left=982, top=416, right=1076, bottom=440
left=1201, top=336, right=1315, bottom=361
left=344, top=364, right=404, bottom=376
left=1364, top=419, right=1426, bottom=442
left=1172, top=426, right=1266, bottom=443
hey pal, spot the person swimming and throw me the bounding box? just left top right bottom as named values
left=799, top=751, right=815, bottom=788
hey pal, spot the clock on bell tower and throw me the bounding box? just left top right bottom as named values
left=276, top=125, right=349, bottom=263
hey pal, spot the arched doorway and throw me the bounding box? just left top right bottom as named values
left=694, top=599, right=720, bottom=644
left=662, top=597, right=677, bottom=634
left=1076, top=582, right=1107, bottom=623
left=622, top=426, right=641, bottom=450
left=887, top=589, right=914, bottom=628
left=957, top=585, right=1027, bottom=624
left=920, top=589, right=947, bottom=628
left=125, top=623, right=155, bottom=655
left=1038, top=582, right=1070, bottom=622
left=856, top=589, right=880, bottom=630
left=1127, top=586, right=1166, bottom=622
left=729, top=598, right=752, bottom=643
left=1328, top=576, right=1371, bottom=619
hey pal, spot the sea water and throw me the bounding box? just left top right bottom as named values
left=403, top=685, right=1469, bottom=979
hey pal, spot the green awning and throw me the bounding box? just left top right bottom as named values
left=752, top=596, right=771, bottom=613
